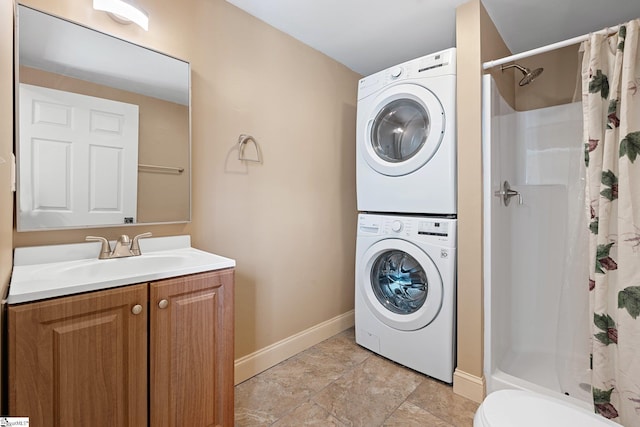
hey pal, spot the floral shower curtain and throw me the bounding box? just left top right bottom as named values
left=583, top=19, right=640, bottom=426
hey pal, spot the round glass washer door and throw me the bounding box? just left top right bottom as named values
left=359, top=239, right=443, bottom=331
left=363, top=83, right=445, bottom=177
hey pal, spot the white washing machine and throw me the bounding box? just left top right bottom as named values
left=355, top=213, right=456, bottom=383
left=356, top=48, right=456, bottom=215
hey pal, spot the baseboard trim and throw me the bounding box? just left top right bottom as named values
left=453, top=369, right=485, bottom=403
left=234, top=310, right=355, bottom=385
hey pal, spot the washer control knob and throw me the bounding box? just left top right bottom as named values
left=391, top=220, right=403, bottom=232
left=390, top=67, right=403, bottom=78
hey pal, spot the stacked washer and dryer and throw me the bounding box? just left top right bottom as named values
left=354, top=48, right=457, bottom=383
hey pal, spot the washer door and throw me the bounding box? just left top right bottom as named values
left=363, top=83, right=445, bottom=177
left=359, top=239, right=443, bottom=331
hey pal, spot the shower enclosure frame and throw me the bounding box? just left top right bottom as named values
left=481, top=74, right=591, bottom=410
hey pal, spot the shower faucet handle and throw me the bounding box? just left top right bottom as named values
left=506, top=189, right=523, bottom=205
left=494, top=180, right=523, bottom=206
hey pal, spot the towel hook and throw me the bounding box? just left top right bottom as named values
left=238, top=134, right=262, bottom=163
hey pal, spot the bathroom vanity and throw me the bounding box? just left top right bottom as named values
left=7, top=236, right=235, bottom=427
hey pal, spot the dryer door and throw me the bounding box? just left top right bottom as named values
left=359, top=238, right=443, bottom=331
left=363, top=83, right=445, bottom=177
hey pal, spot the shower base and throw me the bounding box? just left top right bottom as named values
left=493, top=349, right=592, bottom=408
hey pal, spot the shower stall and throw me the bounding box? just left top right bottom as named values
left=482, top=75, right=592, bottom=408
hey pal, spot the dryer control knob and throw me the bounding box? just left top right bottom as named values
left=391, top=220, right=403, bottom=232
left=390, top=67, right=403, bottom=78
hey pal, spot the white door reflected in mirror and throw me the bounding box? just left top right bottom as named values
left=18, top=83, right=139, bottom=230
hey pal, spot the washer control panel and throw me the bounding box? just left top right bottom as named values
left=417, top=220, right=449, bottom=237
left=358, top=214, right=456, bottom=247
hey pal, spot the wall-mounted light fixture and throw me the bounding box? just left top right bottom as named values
left=93, top=0, right=149, bottom=31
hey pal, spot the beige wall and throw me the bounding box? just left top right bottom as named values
left=454, top=0, right=513, bottom=402
left=455, top=0, right=484, bottom=398
left=514, top=45, right=580, bottom=111
left=9, top=0, right=359, bottom=369
left=0, top=0, right=15, bottom=410
left=479, top=4, right=515, bottom=107
left=187, top=1, right=358, bottom=358
left=19, top=66, right=190, bottom=224
left=0, top=1, right=13, bottom=288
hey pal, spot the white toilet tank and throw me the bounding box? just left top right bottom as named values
left=474, top=390, right=620, bottom=427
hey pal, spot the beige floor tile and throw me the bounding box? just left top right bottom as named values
left=234, top=328, right=473, bottom=427
left=383, top=401, right=454, bottom=426
left=406, top=379, right=479, bottom=427
left=312, top=355, right=424, bottom=427
left=271, top=401, right=345, bottom=426
left=257, top=349, right=349, bottom=393
left=234, top=375, right=312, bottom=426
left=234, top=407, right=274, bottom=427
left=308, top=329, right=372, bottom=368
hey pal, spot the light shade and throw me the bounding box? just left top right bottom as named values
left=93, top=0, right=149, bottom=31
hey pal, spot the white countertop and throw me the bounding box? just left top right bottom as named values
left=8, top=235, right=235, bottom=304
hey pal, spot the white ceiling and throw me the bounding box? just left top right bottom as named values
left=225, top=0, right=640, bottom=76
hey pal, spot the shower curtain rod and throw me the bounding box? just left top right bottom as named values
left=482, top=25, right=620, bottom=70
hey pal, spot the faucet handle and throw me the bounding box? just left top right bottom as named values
left=131, top=232, right=152, bottom=256
left=86, top=236, right=112, bottom=259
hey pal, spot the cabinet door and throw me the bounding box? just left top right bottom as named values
left=150, top=269, right=234, bottom=427
left=9, top=284, right=148, bottom=427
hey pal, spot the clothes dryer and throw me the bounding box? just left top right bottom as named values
left=356, top=48, right=456, bottom=215
left=355, top=213, right=456, bottom=382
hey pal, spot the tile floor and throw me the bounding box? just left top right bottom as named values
left=234, top=328, right=479, bottom=426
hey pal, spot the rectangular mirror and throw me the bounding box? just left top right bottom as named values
left=16, top=5, right=191, bottom=231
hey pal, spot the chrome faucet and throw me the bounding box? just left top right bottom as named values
left=86, top=232, right=153, bottom=259
left=111, top=234, right=133, bottom=257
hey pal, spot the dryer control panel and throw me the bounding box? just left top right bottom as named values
left=357, top=213, right=456, bottom=248
left=358, top=47, right=456, bottom=100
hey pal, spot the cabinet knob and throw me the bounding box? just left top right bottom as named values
left=131, top=304, right=143, bottom=315
left=158, top=299, right=169, bottom=309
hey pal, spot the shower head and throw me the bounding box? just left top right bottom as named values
left=500, top=63, right=544, bottom=86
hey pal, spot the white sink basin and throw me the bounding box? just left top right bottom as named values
left=9, top=236, right=235, bottom=304
left=38, top=253, right=191, bottom=277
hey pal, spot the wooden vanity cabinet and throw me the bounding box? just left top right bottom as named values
left=8, top=283, right=148, bottom=427
left=8, top=268, right=234, bottom=427
left=150, top=269, right=235, bottom=427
